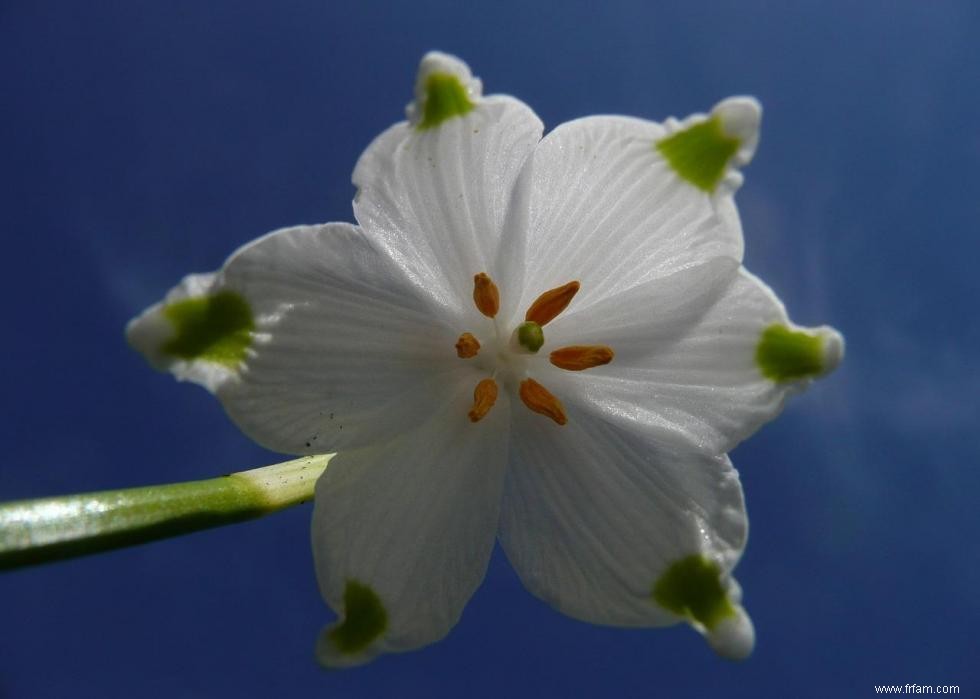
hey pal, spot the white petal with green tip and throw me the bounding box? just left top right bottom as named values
left=353, top=55, right=542, bottom=320
left=312, top=383, right=509, bottom=667
left=542, top=267, right=843, bottom=454
left=499, top=405, right=751, bottom=657
left=504, top=114, right=744, bottom=323
left=129, top=223, right=474, bottom=454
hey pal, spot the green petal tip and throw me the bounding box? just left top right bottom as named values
left=656, top=97, right=761, bottom=192
left=756, top=323, right=844, bottom=382
left=328, top=580, right=388, bottom=657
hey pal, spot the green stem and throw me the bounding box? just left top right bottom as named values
left=0, top=454, right=333, bottom=572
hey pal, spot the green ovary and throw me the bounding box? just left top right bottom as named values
left=329, top=580, right=388, bottom=655
left=161, top=290, right=254, bottom=366
left=755, top=323, right=826, bottom=382
left=418, top=73, right=474, bottom=130
left=652, top=555, right=737, bottom=630
left=517, top=321, right=545, bottom=353
left=656, top=116, right=740, bottom=192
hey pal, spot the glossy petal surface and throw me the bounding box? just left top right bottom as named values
left=502, top=115, right=745, bottom=323
left=217, top=223, right=465, bottom=454
left=543, top=268, right=831, bottom=453
left=312, top=383, right=510, bottom=666
left=353, top=95, right=542, bottom=320
left=499, top=405, right=747, bottom=631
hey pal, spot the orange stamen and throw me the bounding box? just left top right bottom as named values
left=468, top=378, right=499, bottom=423
left=525, top=281, right=580, bottom=326
left=549, top=345, right=615, bottom=371
left=455, top=332, right=481, bottom=359
left=519, top=378, right=567, bottom=426
left=473, top=273, right=500, bottom=318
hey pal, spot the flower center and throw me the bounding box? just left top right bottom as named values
left=455, top=272, right=614, bottom=425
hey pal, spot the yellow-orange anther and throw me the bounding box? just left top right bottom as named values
left=468, top=378, right=499, bottom=423
left=455, top=332, right=481, bottom=359
left=525, top=281, right=580, bottom=326
left=473, top=273, right=500, bottom=318
left=549, top=345, right=615, bottom=371
left=519, top=378, right=567, bottom=426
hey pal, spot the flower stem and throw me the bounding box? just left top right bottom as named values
left=0, top=454, right=332, bottom=572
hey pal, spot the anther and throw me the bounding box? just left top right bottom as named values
left=473, top=273, right=500, bottom=318
left=455, top=332, right=481, bottom=359
left=468, top=378, right=498, bottom=423
left=549, top=345, right=615, bottom=371
left=525, top=281, right=580, bottom=326
left=519, top=378, right=567, bottom=426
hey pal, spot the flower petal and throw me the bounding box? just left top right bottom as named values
left=312, top=382, right=510, bottom=667
left=499, top=406, right=753, bottom=658
left=129, top=222, right=470, bottom=454
left=543, top=255, right=739, bottom=361
left=504, top=103, right=756, bottom=321
left=543, top=267, right=845, bottom=454
left=353, top=53, right=543, bottom=320
left=224, top=223, right=481, bottom=454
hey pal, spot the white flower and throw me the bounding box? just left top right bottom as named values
left=127, top=51, right=844, bottom=667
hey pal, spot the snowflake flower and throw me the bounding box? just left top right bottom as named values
left=127, top=52, right=844, bottom=667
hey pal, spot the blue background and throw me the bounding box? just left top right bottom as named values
left=1, top=2, right=978, bottom=697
